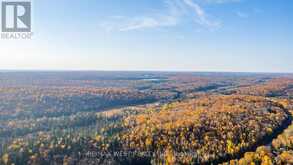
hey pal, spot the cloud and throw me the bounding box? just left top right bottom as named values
left=119, top=1, right=181, bottom=31
left=119, top=16, right=178, bottom=31
left=236, top=11, right=249, bottom=18
left=100, top=0, right=231, bottom=32
left=100, top=0, right=181, bottom=31
left=183, top=0, right=221, bottom=28
left=200, top=0, right=241, bottom=4
left=100, top=15, right=179, bottom=32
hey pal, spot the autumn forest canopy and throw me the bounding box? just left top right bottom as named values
left=0, top=71, right=293, bottom=165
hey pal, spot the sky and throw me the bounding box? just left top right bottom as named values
left=0, top=0, right=292, bottom=73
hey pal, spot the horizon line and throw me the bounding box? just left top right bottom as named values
left=0, top=69, right=293, bottom=75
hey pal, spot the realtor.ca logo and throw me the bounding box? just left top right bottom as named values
left=1, top=0, right=33, bottom=39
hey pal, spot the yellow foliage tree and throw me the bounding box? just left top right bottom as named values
left=2, top=153, right=9, bottom=165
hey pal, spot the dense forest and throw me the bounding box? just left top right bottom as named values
left=0, top=72, right=292, bottom=165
